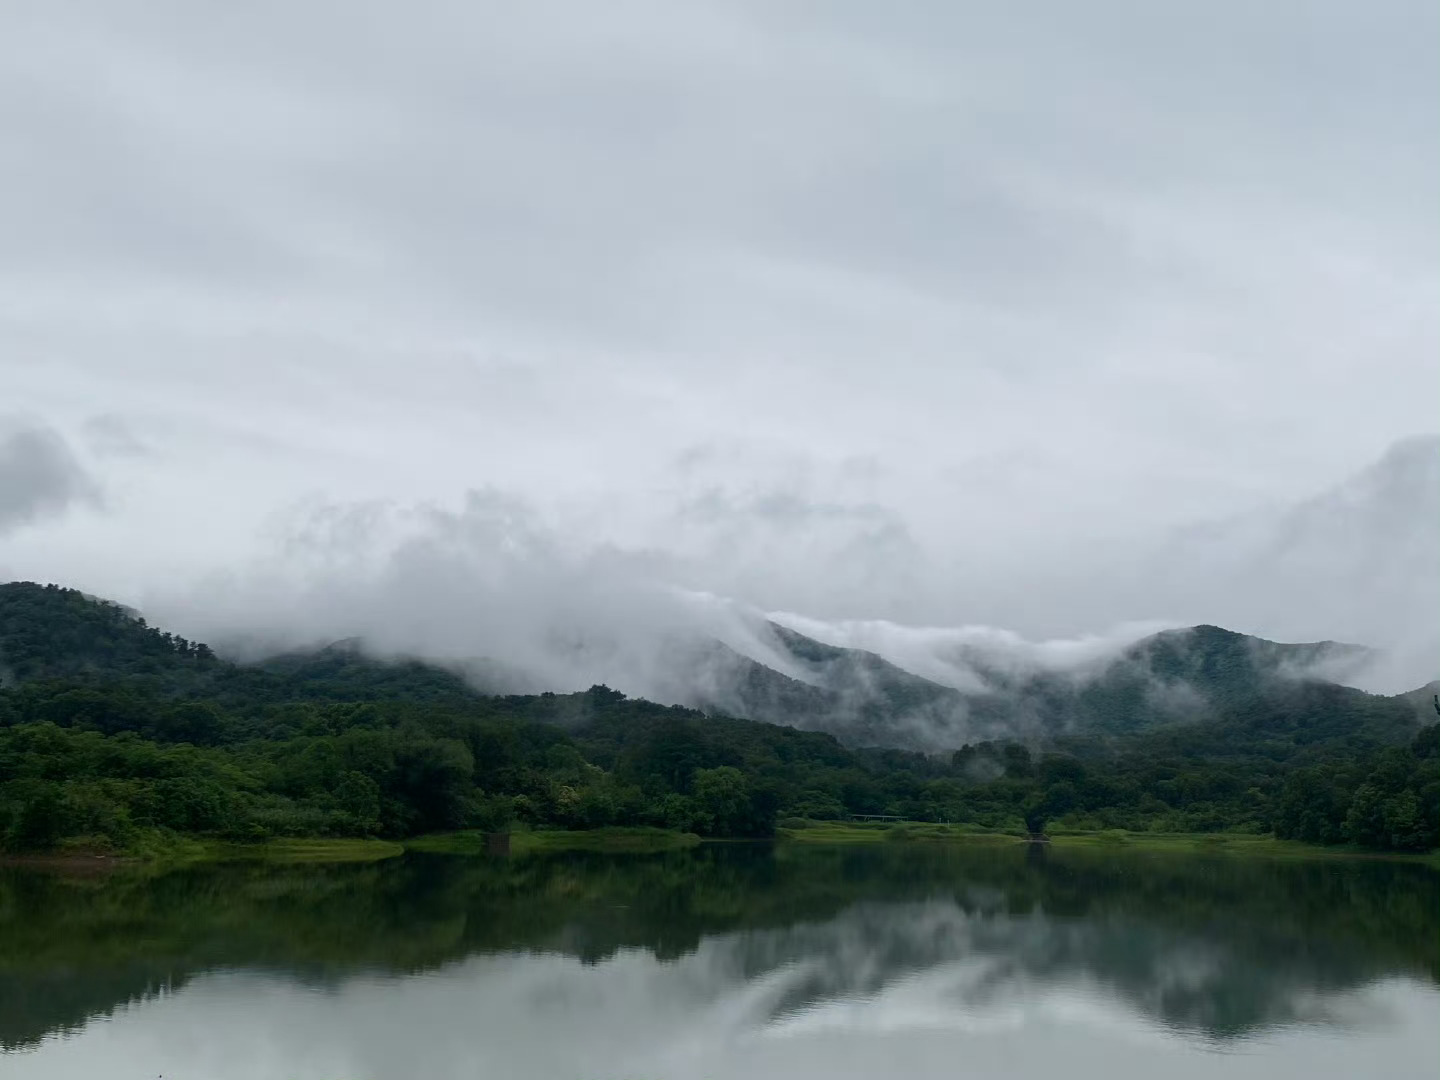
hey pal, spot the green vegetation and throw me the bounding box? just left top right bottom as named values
left=409, top=826, right=701, bottom=855
left=0, top=582, right=1435, bottom=857
left=0, top=833, right=404, bottom=865
left=197, top=837, right=406, bottom=863
left=777, top=819, right=1018, bottom=844
left=1048, top=829, right=1440, bottom=861
left=774, top=819, right=1437, bottom=863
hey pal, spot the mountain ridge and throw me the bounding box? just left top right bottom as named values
left=0, top=580, right=1415, bottom=754
left=668, top=617, right=1381, bottom=750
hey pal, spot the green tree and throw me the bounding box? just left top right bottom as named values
left=334, top=771, right=382, bottom=834
left=1383, top=790, right=1425, bottom=851
left=1343, top=784, right=1388, bottom=848
left=693, top=766, right=751, bottom=836
left=4, top=779, right=69, bottom=851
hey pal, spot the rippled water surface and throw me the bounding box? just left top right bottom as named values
left=2, top=843, right=1436, bottom=1079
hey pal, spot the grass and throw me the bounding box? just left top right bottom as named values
left=407, top=826, right=703, bottom=856
left=1048, top=829, right=1440, bottom=863
left=776, top=819, right=1020, bottom=845
left=3, top=834, right=408, bottom=869
left=193, top=837, right=407, bottom=864
left=22, top=822, right=1431, bottom=868
left=775, top=819, right=1440, bottom=863
left=132, top=835, right=406, bottom=866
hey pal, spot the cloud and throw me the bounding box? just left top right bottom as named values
left=765, top=614, right=1174, bottom=691
left=81, top=414, right=152, bottom=458
left=0, top=419, right=99, bottom=534
left=125, top=429, right=1433, bottom=736
left=147, top=486, right=1145, bottom=717
left=1058, top=434, right=1440, bottom=691
left=162, top=490, right=786, bottom=697
left=1, top=3, right=1436, bottom=697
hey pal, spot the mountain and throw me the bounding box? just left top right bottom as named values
left=1119, top=435, right=1440, bottom=691
left=651, top=625, right=975, bottom=750
left=664, top=619, right=1384, bottom=751
left=0, top=580, right=1418, bottom=755
left=0, top=580, right=485, bottom=708
left=1398, top=680, right=1440, bottom=722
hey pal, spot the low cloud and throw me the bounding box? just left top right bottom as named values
left=163, top=490, right=795, bottom=698
left=766, top=614, right=1174, bottom=691
left=0, top=419, right=100, bottom=534
left=151, top=489, right=1157, bottom=718
left=146, top=483, right=1389, bottom=753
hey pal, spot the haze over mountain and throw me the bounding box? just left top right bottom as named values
left=135, top=434, right=1440, bottom=718
left=1078, top=433, right=1440, bottom=693
left=0, top=436, right=1434, bottom=747
left=0, top=580, right=1422, bottom=758
left=657, top=620, right=1379, bottom=751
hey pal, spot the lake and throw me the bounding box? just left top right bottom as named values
left=2, top=842, right=1436, bottom=1079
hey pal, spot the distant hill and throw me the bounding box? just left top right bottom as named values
left=1118, top=434, right=1440, bottom=690
left=657, top=625, right=973, bottom=750
left=0, top=581, right=484, bottom=708
left=662, top=618, right=1387, bottom=751
left=1397, top=680, right=1440, bottom=722
left=0, top=581, right=218, bottom=685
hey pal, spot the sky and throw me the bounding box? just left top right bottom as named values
left=2, top=1, right=1437, bottom=687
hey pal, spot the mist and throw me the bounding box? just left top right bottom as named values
left=128, top=435, right=1438, bottom=744
left=137, top=487, right=1162, bottom=727
left=0, top=419, right=100, bottom=535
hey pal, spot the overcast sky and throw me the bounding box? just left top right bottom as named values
left=2, top=1, right=1437, bottom=673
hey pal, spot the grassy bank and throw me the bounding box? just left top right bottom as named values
left=1049, top=829, right=1440, bottom=864
left=407, top=826, right=703, bottom=856
left=776, top=820, right=1020, bottom=845
left=137, top=834, right=404, bottom=865
left=12, top=822, right=1432, bottom=868
left=775, top=819, right=1440, bottom=863
left=191, top=837, right=406, bottom=863
left=0, top=833, right=406, bottom=868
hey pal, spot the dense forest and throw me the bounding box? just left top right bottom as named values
left=0, top=582, right=1435, bottom=854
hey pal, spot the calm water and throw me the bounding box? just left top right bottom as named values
left=1, top=843, right=1436, bottom=1079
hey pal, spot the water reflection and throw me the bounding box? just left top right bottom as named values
left=1, top=843, right=1436, bottom=1078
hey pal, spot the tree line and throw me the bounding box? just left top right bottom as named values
left=0, top=677, right=1434, bottom=854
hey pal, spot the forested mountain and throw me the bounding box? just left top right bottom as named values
left=0, top=581, right=1434, bottom=855
left=0, top=582, right=482, bottom=706
left=671, top=617, right=1380, bottom=751
left=1113, top=434, right=1440, bottom=685
left=653, top=628, right=968, bottom=750
left=0, top=581, right=1397, bottom=752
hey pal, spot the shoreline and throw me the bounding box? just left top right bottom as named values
left=5, top=823, right=1435, bottom=869
left=776, top=820, right=1440, bottom=864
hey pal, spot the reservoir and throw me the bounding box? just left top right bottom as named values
left=2, top=843, right=1436, bottom=1079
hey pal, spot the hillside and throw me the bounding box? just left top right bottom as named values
left=1398, top=681, right=1440, bottom=721
left=0, top=581, right=486, bottom=707
left=1118, top=434, right=1440, bottom=689
left=663, top=628, right=971, bottom=750
left=672, top=617, right=1391, bottom=751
